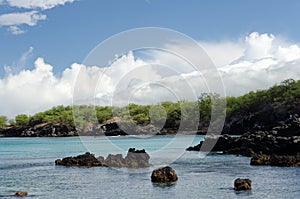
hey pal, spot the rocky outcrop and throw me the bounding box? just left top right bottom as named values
left=234, top=178, right=252, bottom=191
left=125, top=148, right=151, bottom=168
left=250, top=154, right=300, bottom=167
left=0, top=123, right=77, bottom=137
left=151, top=166, right=178, bottom=183
left=105, top=148, right=151, bottom=168
left=186, top=134, right=233, bottom=152
left=187, top=117, right=300, bottom=167
left=55, top=152, right=107, bottom=167
left=100, top=121, right=128, bottom=136
left=56, top=148, right=151, bottom=168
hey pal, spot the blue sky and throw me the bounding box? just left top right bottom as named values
left=0, top=0, right=300, bottom=117
left=1, top=0, right=300, bottom=75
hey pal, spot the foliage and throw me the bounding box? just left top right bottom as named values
left=15, top=114, right=29, bottom=126
left=0, top=116, right=7, bottom=127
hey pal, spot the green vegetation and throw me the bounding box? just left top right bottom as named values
left=225, top=78, right=299, bottom=118
left=1, top=79, right=299, bottom=131
left=0, top=116, right=7, bottom=127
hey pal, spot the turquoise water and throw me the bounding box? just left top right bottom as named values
left=0, top=136, right=299, bottom=198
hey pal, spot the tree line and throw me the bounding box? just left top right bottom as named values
left=0, top=79, right=299, bottom=130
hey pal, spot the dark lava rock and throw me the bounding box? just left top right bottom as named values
left=55, top=152, right=107, bottom=167
left=105, top=154, right=126, bottom=167
left=125, top=148, right=151, bottom=168
left=234, top=178, right=252, bottom=191
left=186, top=134, right=233, bottom=152
left=15, top=192, right=28, bottom=197
left=56, top=148, right=151, bottom=168
left=0, top=123, right=78, bottom=137
left=105, top=148, right=151, bottom=168
left=151, top=166, right=178, bottom=183
left=100, top=122, right=127, bottom=136
left=250, top=153, right=300, bottom=167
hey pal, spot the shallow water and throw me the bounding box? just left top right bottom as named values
left=0, top=136, right=299, bottom=198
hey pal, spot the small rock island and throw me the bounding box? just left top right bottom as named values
left=55, top=148, right=151, bottom=168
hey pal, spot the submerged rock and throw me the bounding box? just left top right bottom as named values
left=151, top=166, right=178, bottom=183
left=15, top=192, right=28, bottom=197
left=55, top=152, right=107, bottom=167
left=234, top=178, right=252, bottom=191
left=250, top=154, right=300, bottom=167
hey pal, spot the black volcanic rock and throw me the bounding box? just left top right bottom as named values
left=0, top=123, right=77, bottom=137
left=56, top=148, right=151, bottom=168
left=187, top=116, right=300, bottom=167
left=234, top=178, right=252, bottom=191
left=151, top=166, right=178, bottom=183
left=105, top=148, right=151, bottom=168
left=55, top=152, right=107, bottom=167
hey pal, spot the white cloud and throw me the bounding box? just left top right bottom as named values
left=2, top=0, right=75, bottom=10
left=1, top=32, right=300, bottom=118
left=0, top=11, right=46, bottom=26
left=217, top=32, right=300, bottom=95
left=0, top=58, right=78, bottom=118
left=145, top=32, right=300, bottom=97
left=7, top=25, right=26, bottom=34
left=0, top=0, right=75, bottom=34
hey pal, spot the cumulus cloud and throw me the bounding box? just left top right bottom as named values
left=1, top=0, right=74, bottom=10
left=0, top=58, right=82, bottom=118
left=1, top=32, right=300, bottom=118
left=218, top=32, right=300, bottom=95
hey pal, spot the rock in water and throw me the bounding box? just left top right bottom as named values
left=125, top=148, right=151, bottom=168
left=105, top=148, right=151, bottom=168
left=55, top=152, right=107, bottom=167
left=250, top=154, right=300, bottom=167
left=234, top=178, right=252, bottom=191
left=15, top=192, right=28, bottom=197
left=56, top=149, right=151, bottom=168
left=105, top=154, right=126, bottom=167
left=151, top=166, right=178, bottom=183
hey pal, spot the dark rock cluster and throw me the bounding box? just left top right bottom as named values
left=187, top=116, right=300, bottom=167
left=55, top=152, right=107, bottom=167
left=55, top=148, right=151, bottom=168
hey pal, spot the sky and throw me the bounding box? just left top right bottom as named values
left=0, top=0, right=300, bottom=118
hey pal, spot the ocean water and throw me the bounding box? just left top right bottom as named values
left=0, top=136, right=299, bottom=198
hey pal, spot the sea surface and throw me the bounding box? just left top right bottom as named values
left=0, top=135, right=299, bottom=198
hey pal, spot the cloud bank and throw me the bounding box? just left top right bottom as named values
left=1, top=32, right=300, bottom=118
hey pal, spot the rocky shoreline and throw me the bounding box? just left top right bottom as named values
left=187, top=116, right=300, bottom=167
left=0, top=121, right=182, bottom=137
